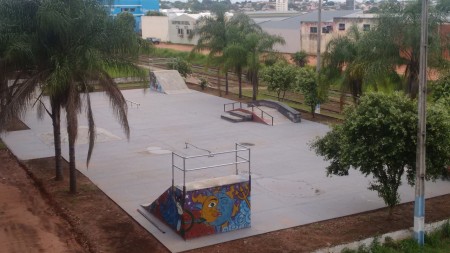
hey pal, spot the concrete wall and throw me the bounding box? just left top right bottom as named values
left=264, top=27, right=300, bottom=54
left=439, top=23, right=450, bottom=59
left=300, top=21, right=334, bottom=54
left=300, top=16, right=377, bottom=54
left=142, top=16, right=169, bottom=41
left=333, top=17, right=377, bottom=37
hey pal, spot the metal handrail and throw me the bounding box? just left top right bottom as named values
left=223, top=101, right=244, bottom=112
left=250, top=105, right=274, bottom=126
left=171, top=143, right=251, bottom=202
left=126, top=99, right=140, bottom=108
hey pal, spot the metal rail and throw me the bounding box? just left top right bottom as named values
left=249, top=105, right=274, bottom=126
left=126, top=99, right=140, bottom=108
left=223, top=102, right=245, bottom=112
left=171, top=143, right=251, bottom=195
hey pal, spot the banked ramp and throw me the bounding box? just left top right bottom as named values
left=150, top=70, right=192, bottom=94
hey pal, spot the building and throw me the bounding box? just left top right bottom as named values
left=168, top=14, right=201, bottom=44
left=142, top=16, right=169, bottom=41
left=142, top=12, right=210, bottom=44
left=257, top=10, right=361, bottom=54
left=100, top=0, right=159, bottom=31
left=276, top=0, right=289, bottom=12
left=300, top=13, right=377, bottom=54
left=142, top=12, right=235, bottom=45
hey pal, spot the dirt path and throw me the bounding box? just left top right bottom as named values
left=0, top=149, right=84, bottom=253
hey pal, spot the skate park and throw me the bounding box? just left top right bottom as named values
left=2, top=73, right=450, bottom=252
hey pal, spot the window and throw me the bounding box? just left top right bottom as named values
left=338, top=23, right=345, bottom=31
left=130, top=8, right=136, bottom=12
left=178, top=28, right=184, bottom=35
left=363, top=24, right=370, bottom=31
left=322, top=27, right=329, bottom=33
left=186, top=29, right=192, bottom=35
left=121, top=8, right=129, bottom=12
left=327, top=25, right=333, bottom=32
left=310, top=27, right=318, bottom=33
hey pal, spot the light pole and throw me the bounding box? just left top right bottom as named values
left=414, top=0, right=428, bottom=246
left=316, top=0, right=322, bottom=114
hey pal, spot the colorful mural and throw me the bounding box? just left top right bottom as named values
left=144, top=181, right=251, bottom=239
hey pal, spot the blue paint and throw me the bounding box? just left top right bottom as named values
left=99, top=0, right=160, bottom=30
left=414, top=196, right=425, bottom=217
left=414, top=231, right=425, bottom=245
left=414, top=195, right=425, bottom=246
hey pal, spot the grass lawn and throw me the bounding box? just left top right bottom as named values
left=0, top=140, right=6, bottom=150
left=240, top=89, right=345, bottom=120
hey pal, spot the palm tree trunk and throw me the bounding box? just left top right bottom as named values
left=217, top=69, right=222, bottom=97
left=251, top=71, right=258, bottom=101
left=406, top=62, right=419, bottom=99
left=238, top=72, right=242, bottom=99
left=225, top=72, right=229, bottom=95
left=51, top=100, right=63, bottom=181
left=68, top=132, right=77, bottom=194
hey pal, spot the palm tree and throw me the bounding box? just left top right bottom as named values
left=223, top=13, right=284, bottom=101
left=323, top=1, right=448, bottom=100
left=1, top=0, right=147, bottom=193
left=222, top=14, right=258, bottom=99
left=291, top=51, right=308, bottom=67
left=38, top=0, right=147, bottom=193
left=190, top=5, right=228, bottom=96
left=246, top=31, right=285, bottom=101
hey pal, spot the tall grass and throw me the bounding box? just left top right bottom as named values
left=151, top=48, right=211, bottom=66
left=342, top=221, right=450, bottom=253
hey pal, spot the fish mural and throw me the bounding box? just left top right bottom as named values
left=144, top=181, right=251, bottom=239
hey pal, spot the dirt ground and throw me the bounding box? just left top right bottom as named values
left=1, top=114, right=449, bottom=253
left=0, top=150, right=83, bottom=253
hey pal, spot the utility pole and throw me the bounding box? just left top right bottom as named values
left=315, top=0, right=322, bottom=114
left=316, top=0, right=322, bottom=73
left=414, top=0, right=428, bottom=246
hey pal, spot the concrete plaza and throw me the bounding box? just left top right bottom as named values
left=2, top=89, right=449, bottom=252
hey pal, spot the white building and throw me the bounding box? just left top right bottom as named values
left=276, top=0, right=288, bottom=12
left=141, top=16, right=169, bottom=41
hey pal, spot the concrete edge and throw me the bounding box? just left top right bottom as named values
left=313, top=219, right=450, bottom=253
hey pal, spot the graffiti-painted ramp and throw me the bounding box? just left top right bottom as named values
left=150, top=70, right=193, bottom=94
left=140, top=175, right=251, bottom=240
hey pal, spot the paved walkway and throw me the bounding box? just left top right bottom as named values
left=2, top=89, right=450, bottom=252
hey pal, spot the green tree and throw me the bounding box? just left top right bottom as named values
left=291, top=51, right=308, bottom=67
left=245, top=30, right=284, bottom=101
left=190, top=5, right=228, bottom=96
left=260, top=62, right=297, bottom=101
left=324, top=0, right=449, bottom=100
left=168, top=58, right=192, bottom=78
left=222, top=13, right=260, bottom=99
left=295, top=68, right=326, bottom=118
left=145, top=11, right=166, bottom=16
left=311, top=92, right=450, bottom=214
left=433, top=74, right=450, bottom=107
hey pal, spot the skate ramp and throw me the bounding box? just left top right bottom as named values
left=150, top=70, right=192, bottom=94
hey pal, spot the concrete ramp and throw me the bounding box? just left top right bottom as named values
left=150, top=70, right=192, bottom=94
